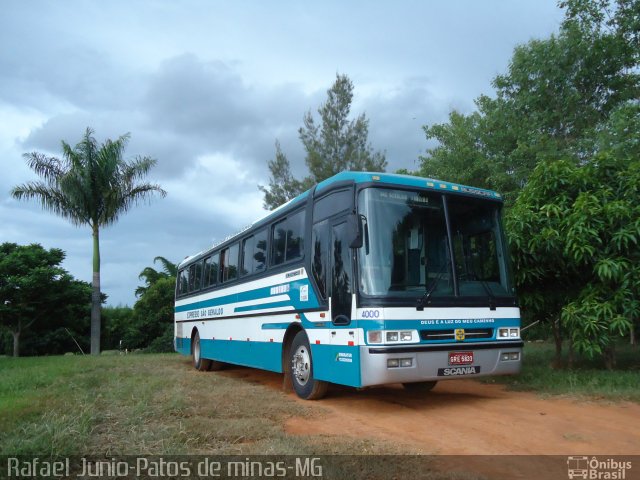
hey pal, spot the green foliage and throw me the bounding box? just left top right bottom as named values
left=136, top=256, right=177, bottom=297
left=129, top=276, right=175, bottom=352
left=417, top=0, right=639, bottom=203
left=507, top=103, right=640, bottom=362
left=259, top=141, right=310, bottom=213
left=11, top=127, right=166, bottom=355
left=101, top=305, right=134, bottom=351
left=103, top=256, right=177, bottom=352
left=260, top=74, right=386, bottom=210
left=0, top=243, right=92, bottom=356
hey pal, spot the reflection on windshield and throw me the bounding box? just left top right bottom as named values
left=357, top=188, right=513, bottom=300
left=358, top=189, right=452, bottom=297
left=448, top=195, right=511, bottom=297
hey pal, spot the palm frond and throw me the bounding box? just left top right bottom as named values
left=154, top=256, right=177, bottom=277
left=10, top=182, right=89, bottom=226
left=23, top=152, right=64, bottom=185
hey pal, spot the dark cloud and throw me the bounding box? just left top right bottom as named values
left=0, top=0, right=565, bottom=305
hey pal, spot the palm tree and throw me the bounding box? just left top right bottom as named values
left=136, top=256, right=177, bottom=297
left=11, top=127, right=166, bottom=355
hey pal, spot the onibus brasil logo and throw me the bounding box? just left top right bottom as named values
left=567, top=456, right=632, bottom=479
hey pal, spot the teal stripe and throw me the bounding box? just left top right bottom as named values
left=175, top=278, right=319, bottom=313
left=235, top=301, right=292, bottom=313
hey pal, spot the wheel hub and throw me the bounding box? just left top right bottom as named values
left=292, top=345, right=310, bottom=386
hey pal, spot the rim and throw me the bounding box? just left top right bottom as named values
left=292, top=345, right=311, bottom=386
left=194, top=335, right=200, bottom=364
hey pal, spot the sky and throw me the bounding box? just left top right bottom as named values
left=0, top=1, right=564, bottom=307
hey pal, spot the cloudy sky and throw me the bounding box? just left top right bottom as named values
left=0, top=1, right=564, bottom=306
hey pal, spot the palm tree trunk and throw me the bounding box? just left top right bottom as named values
left=90, top=224, right=101, bottom=355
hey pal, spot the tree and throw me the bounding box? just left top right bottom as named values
left=131, top=276, right=176, bottom=352
left=136, top=256, right=177, bottom=297
left=11, top=128, right=166, bottom=355
left=418, top=0, right=639, bottom=203
left=259, top=141, right=310, bottom=210
left=507, top=103, right=640, bottom=368
left=0, top=243, right=91, bottom=357
left=260, top=74, right=386, bottom=209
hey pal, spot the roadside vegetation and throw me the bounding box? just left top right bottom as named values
left=484, top=342, right=640, bottom=402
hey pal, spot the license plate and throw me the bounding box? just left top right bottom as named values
left=449, top=351, right=473, bottom=365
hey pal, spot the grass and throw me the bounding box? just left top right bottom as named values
left=483, top=341, right=640, bottom=402
left=0, top=354, right=471, bottom=480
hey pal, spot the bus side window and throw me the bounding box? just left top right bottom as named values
left=285, top=211, right=304, bottom=261
left=272, top=221, right=286, bottom=266
left=187, top=262, right=203, bottom=293
left=241, top=236, right=255, bottom=276
left=221, top=243, right=239, bottom=282
left=272, top=210, right=305, bottom=266
left=203, top=253, right=219, bottom=287
left=312, top=220, right=330, bottom=299
left=177, top=269, right=188, bottom=295
left=254, top=229, right=267, bottom=272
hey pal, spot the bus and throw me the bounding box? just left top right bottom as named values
left=174, top=171, right=522, bottom=399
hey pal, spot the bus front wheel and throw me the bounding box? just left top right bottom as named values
left=192, top=331, right=212, bottom=372
left=290, top=331, right=328, bottom=400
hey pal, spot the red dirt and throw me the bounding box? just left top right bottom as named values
left=220, top=368, right=640, bottom=478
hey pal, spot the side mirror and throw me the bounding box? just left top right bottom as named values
left=347, top=213, right=363, bottom=249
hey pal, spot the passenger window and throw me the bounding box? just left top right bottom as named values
left=177, top=269, right=188, bottom=295
left=203, top=253, right=219, bottom=287
left=187, top=262, right=202, bottom=292
left=241, top=236, right=255, bottom=276
left=221, top=243, right=239, bottom=282
left=254, top=229, right=267, bottom=272
left=272, top=210, right=305, bottom=266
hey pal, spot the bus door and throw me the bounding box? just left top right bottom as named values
left=330, top=219, right=353, bottom=326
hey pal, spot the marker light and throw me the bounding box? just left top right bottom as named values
left=368, top=331, right=382, bottom=344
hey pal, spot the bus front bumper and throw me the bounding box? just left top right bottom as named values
left=360, top=341, right=523, bottom=387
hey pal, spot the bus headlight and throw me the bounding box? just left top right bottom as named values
left=400, top=331, right=413, bottom=341
left=498, top=327, right=520, bottom=338
left=368, top=330, right=418, bottom=344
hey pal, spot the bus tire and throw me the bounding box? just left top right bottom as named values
left=290, top=330, right=328, bottom=400
left=192, top=331, right=212, bottom=372
left=402, top=381, right=437, bottom=392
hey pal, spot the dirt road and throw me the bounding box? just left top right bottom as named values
left=221, top=368, right=640, bottom=456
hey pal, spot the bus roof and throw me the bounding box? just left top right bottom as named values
left=179, top=171, right=502, bottom=267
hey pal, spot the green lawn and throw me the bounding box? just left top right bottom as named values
left=0, top=354, right=458, bottom=480
left=483, top=341, right=640, bottom=402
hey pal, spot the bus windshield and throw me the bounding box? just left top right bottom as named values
left=357, top=187, right=514, bottom=301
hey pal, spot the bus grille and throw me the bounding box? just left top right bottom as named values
left=419, top=328, right=494, bottom=341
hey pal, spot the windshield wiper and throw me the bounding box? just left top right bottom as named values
left=416, top=263, right=448, bottom=311
left=479, top=280, right=497, bottom=311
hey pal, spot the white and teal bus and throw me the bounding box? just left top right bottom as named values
left=174, top=172, right=522, bottom=399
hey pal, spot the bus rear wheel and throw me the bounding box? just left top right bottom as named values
left=192, top=331, right=212, bottom=372
left=403, top=381, right=437, bottom=392
left=290, top=331, right=328, bottom=400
